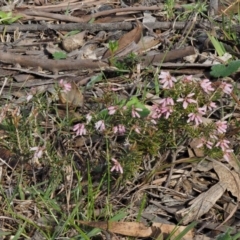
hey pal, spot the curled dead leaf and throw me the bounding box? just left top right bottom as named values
left=213, top=163, right=240, bottom=200
left=62, top=31, right=86, bottom=52
left=58, top=82, right=84, bottom=108
left=103, top=20, right=143, bottom=58
left=77, top=220, right=194, bottom=238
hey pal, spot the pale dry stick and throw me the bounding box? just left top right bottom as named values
left=164, top=144, right=187, bottom=188
left=21, top=0, right=107, bottom=12
left=65, top=162, right=74, bottom=214
left=23, top=6, right=163, bottom=23
left=177, top=11, right=198, bottom=49
left=0, top=77, right=8, bottom=96
left=3, top=67, right=75, bottom=79
left=83, top=6, right=164, bottom=22
left=22, top=10, right=86, bottom=23
left=0, top=157, right=13, bottom=170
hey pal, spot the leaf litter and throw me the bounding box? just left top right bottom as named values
left=0, top=0, right=240, bottom=239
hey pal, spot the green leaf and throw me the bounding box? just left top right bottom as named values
left=86, top=74, right=103, bottom=89
left=207, top=34, right=226, bottom=57
left=210, top=60, right=240, bottom=77
left=109, top=40, right=119, bottom=54
left=233, top=232, right=240, bottom=240
left=126, top=96, right=150, bottom=117
left=64, top=30, right=80, bottom=38
left=0, top=11, right=22, bottom=24
left=172, top=222, right=197, bottom=240
left=216, top=228, right=232, bottom=240
left=52, top=51, right=67, bottom=60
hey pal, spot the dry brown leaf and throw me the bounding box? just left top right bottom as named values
left=78, top=221, right=152, bottom=237
left=152, top=222, right=194, bottom=239
left=188, top=138, right=204, bottom=157
left=224, top=201, right=236, bottom=222
left=102, top=20, right=142, bottom=58
left=137, top=36, right=161, bottom=53
left=195, top=161, right=213, bottom=172
left=224, top=152, right=240, bottom=173
left=59, top=82, right=84, bottom=108
left=213, top=163, right=240, bottom=200
left=176, top=182, right=227, bottom=225
left=77, top=221, right=194, bottom=238
left=62, top=31, right=86, bottom=52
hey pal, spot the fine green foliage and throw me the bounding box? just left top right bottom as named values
left=210, top=60, right=240, bottom=77
left=0, top=11, right=22, bottom=24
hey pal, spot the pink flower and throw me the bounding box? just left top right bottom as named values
left=159, top=71, right=177, bottom=89
left=160, top=106, right=173, bottom=119
left=86, top=114, right=92, bottom=124
left=108, top=106, right=118, bottom=115
left=187, top=112, right=202, bottom=125
left=150, top=105, right=161, bottom=119
left=159, top=97, right=174, bottom=107
left=95, top=120, right=105, bottom=132
left=210, top=134, right=218, bottom=140
left=150, top=119, right=157, bottom=124
left=150, top=98, right=174, bottom=119
left=200, top=79, right=214, bottom=94
left=131, top=106, right=142, bottom=118
left=26, top=94, right=33, bottom=102
left=216, top=139, right=231, bottom=151
left=134, top=126, right=141, bottom=134
left=197, top=137, right=214, bottom=149
left=206, top=101, right=217, bottom=111
left=177, top=93, right=197, bottom=109
left=59, top=79, right=72, bottom=92
left=216, top=120, right=228, bottom=134
left=187, top=107, right=206, bottom=126
left=113, top=124, right=126, bottom=135
left=26, top=87, right=37, bottom=102
left=198, top=106, right=207, bottom=115
left=73, top=123, right=86, bottom=136
left=111, top=158, right=123, bottom=174
left=30, top=146, right=44, bottom=159
left=223, top=149, right=234, bottom=162
left=219, top=82, right=233, bottom=95
left=182, top=75, right=193, bottom=83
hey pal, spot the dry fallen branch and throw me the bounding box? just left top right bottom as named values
left=22, top=6, right=163, bottom=23
left=0, top=22, right=188, bottom=33
left=0, top=50, right=108, bottom=74
left=0, top=46, right=195, bottom=74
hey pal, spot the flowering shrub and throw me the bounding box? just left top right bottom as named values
left=71, top=72, right=234, bottom=175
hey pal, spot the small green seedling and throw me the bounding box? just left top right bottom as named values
left=108, top=40, right=119, bottom=66
left=216, top=228, right=240, bottom=240
left=0, top=11, right=22, bottom=24
left=208, top=34, right=226, bottom=57
left=52, top=51, right=67, bottom=60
